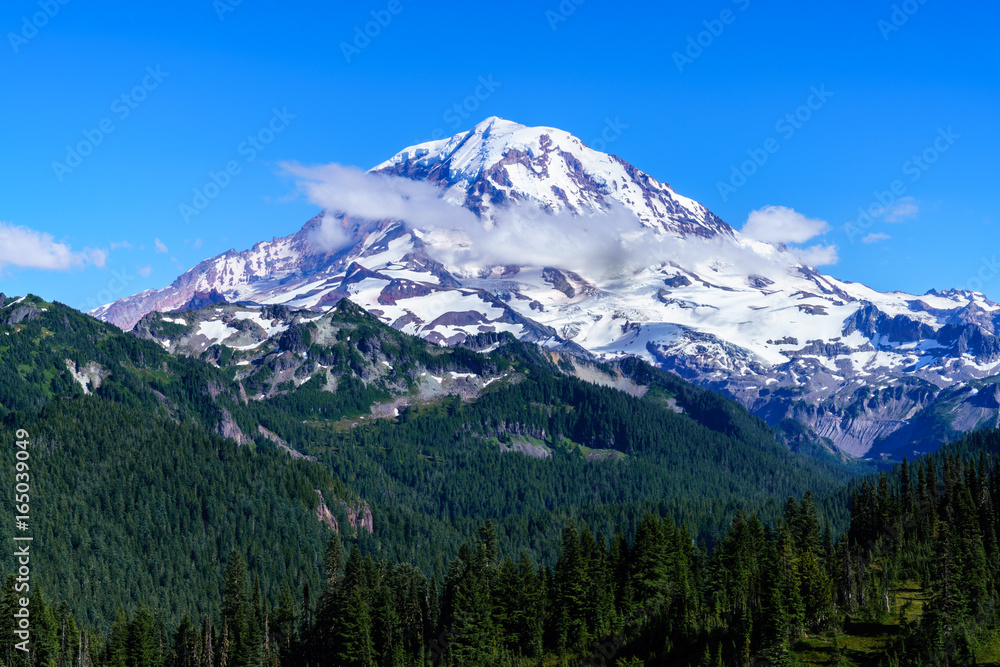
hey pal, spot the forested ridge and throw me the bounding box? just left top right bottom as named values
left=2, top=437, right=999, bottom=666
left=3, top=293, right=998, bottom=664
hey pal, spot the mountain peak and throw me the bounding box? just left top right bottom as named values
left=374, top=118, right=730, bottom=236
left=373, top=116, right=570, bottom=176
left=470, top=115, right=525, bottom=135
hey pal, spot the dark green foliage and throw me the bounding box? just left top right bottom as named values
left=0, top=394, right=345, bottom=632
left=12, top=294, right=1000, bottom=665
left=0, top=295, right=858, bottom=632
left=7, top=418, right=1000, bottom=665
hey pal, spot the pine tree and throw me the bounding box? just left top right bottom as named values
left=126, top=606, right=159, bottom=667
left=222, top=552, right=250, bottom=667
left=0, top=576, right=18, bottom=667
left=609, top=531, right=632, bottom=616
left=931, top=521, right=959, bottom=623
left=172, top=614, right=198, bottom=667
left=371, top=574, right=400, bottom=667
left=758, top=534, right=788, bottom=653
left=901, top=457, right=915, bottom=522
left=323, top=533, right=345, bottom=595
left=57, top=602, right=81, bottom=667
left=774, top=524, right=804, bottom=640
left=271, top=586, right=297, bottom=662
left=588, top=530, right=616, bottom=642
left=553, top=520, right=590, bottom=649
left=200, top=615, right=214, bottom=667
left=219, top=621, right=231, bottom=667
left=521, top=554, right=546, bottom=658
left=246, top=577, right=265, bottom=667
left=105, top=607, right=129, bottom=667
left=798, top=491, right=824, bottom=556
left=799, top=549, right=834, bottom=631
left=332, top=587, right=375, bottom=667
left=629, top=513, right=670, bottom=608
left=31, top=588, right=60, bottom=667
left=443, top=544, right=494, bottom=667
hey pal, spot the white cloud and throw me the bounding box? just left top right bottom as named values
left=862, top=232, right=891, bottom=244
left=739, top=206, right=837, bottom=267
left=284, top=162, right=834, bottom=279
left=877, top=196, right=918, bottom=222
left=283, top=162, right=478, bottom=230
left=285, top=162, right=672, bottom=275
left=425, top=201, right=657, bottom=276
left=741, top=205, right=830, bottom=244
left=791, top=244, right=839, bottom=266
left=0, top=221, right=107, bottom=271
left=310, top=213, right=357, bottom=253
left=138, top=265, right=152, bottom=278
left=154, top=238, right=169, bottom=253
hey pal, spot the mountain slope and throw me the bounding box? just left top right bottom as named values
left=0, top=295, right=350, bottom=628
left=5, top=292, right=861, bottom=628
left=89, top=118, right=1000, bottom=459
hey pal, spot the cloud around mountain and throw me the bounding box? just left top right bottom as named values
left=742, top=206, right=828, bottom=244
left=284, top=162, right=784, bottom=279
left=740, top=205, right=838, bottom=266
left=283, top=161, right=844, bottom=281
left=283, top=162, right=478, bottom=251
left=283, top=161, right=653, bottom=275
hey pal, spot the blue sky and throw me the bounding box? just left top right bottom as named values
left=1, top=0, right=998, bottom=311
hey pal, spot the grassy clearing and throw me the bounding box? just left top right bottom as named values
left=790, top=581, right=1000, bottom=665
left=977, top=629, right=1000, bottom=665
left=792, top=582, right=928, bottom=666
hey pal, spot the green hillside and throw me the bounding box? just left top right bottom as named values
left=0, top=293, right=911, bottom=666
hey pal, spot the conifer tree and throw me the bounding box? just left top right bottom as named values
left=222, top=552, right=250, bottom=667
left=247, top=577, right=265, bottom=667
left=271, top=586, right=297, bottom=662
left=219, top=621, right=231, bottom=667
left=106, top=607, right=130, bottom=667
left=332, top=587, right=375, bottom=667
left=774, top=524, right=804, bottom=639
left=172, top=614, right=197, bottom=667
left=758, top=535, right=788, bottom=653
left=127, top=606, right=160, bottom=667
left=31, top=589, right=60, bottom=667
left=200, top=615, right=214, bottom=667
left=0, top=576, right=18, bottom=667
left=553, top=520, right=590, bottom=649
left=629, top=513, right=670, bottom=608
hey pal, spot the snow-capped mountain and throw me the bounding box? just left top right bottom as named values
left=372, top=117, right=731, bottom=237
left=92, top=117, right=1000, bottom=459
